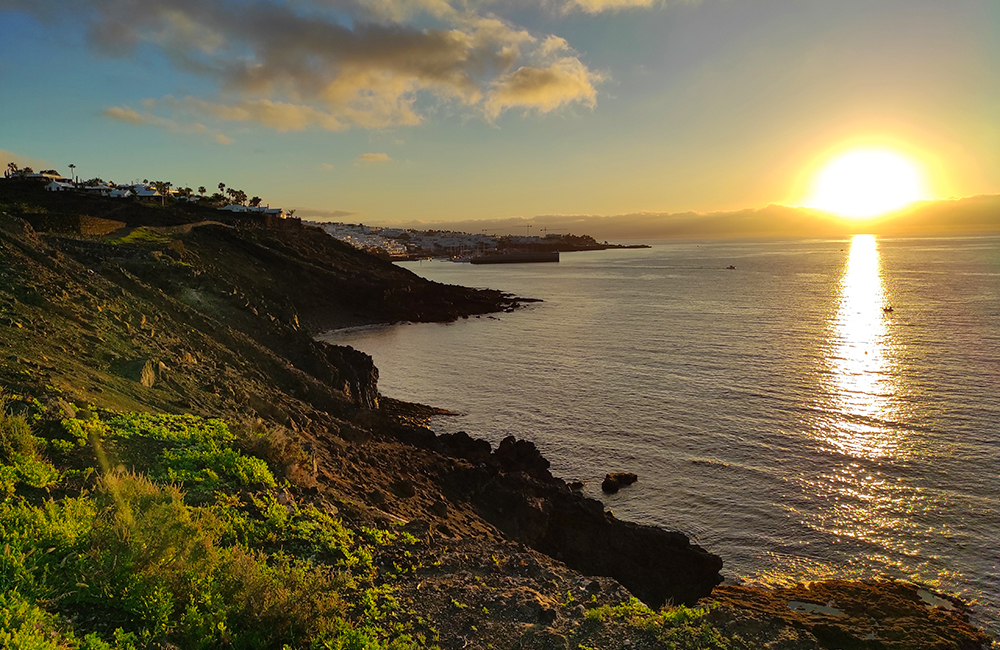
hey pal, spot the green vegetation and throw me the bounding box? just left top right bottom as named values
left=0, top=398, right=61, bottom=498
left=108, top=228, right=173, bottom=247
left=0, top=396, right=432, bottom=650
left=577, top=598, right=735, bottom=650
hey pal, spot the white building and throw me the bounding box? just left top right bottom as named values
left=44, top=180, right=73, bottom=192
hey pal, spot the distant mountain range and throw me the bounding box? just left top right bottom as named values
left=385, top=194, right=1000, bottom=241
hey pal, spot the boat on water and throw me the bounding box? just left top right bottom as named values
left=470, top=251, right=559, bottom=265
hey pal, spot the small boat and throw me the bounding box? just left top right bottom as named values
left=726, top=265, right=736, bottom=270
left=883, top=306, right=894, bottom=313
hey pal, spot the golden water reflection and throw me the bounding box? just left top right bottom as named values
left=822, top=234, right=904, bottom=459
left=786, top=235, right=933, bottom=574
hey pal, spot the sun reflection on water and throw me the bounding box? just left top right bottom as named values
left=822, top=234, right=903, bottom=459
left=781, top=235, right=939, bottom=582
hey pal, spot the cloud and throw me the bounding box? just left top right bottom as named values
left=161, top=96, right=346, bottom=132
left=103, top=105, right=207, bottom=133
left=566, top=0, right=661, bottom=13
left=3, top=0, right=603, bottom=133
left=0, top=148, right=51, bottom=172
left=293, top=207, right=359, bottom=221
left=103, top=105, right=232, bottom=143
left=485, top=57, right=603, bottom=120
left=320, top=163, right=336, bottom=171
left=356, top=153, right=392, bottom=163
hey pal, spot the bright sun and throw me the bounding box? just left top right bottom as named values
left=807, top=149, right=926, bottom=218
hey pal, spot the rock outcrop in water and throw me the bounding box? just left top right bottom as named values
left=601, top=471, right=638, bottom=493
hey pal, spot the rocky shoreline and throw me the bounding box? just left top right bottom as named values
left=0, top=183, right=992, bottom=649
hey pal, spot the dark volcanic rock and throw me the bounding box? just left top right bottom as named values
left=706, top=580, right=991, bottom=650
left=601, top=472, right=637, bottom=494
left=437, top=431, right=492, bottom=464
left=445, top=437, right=723, bottom=607
left=391, top=479, right=417, bottom=498
left=494, top=435, right=552, bottom=480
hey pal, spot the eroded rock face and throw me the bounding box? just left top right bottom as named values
left=494, top=436, right=552, bottom=480
left=706, top=580, right=991, bottom=650
left=408, top=433, right=725, bottom=607
left=468, top=467, right=724, bottom=607
left=321, top=342, right=379, bottom=409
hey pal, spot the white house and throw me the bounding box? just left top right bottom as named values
left=82, top=183, right=117, bottom=197
left=44, top=180, right=74, bottom=192
left=131, top=185, right=161, bottom=199
left=251, top=206, right=288, bottom=218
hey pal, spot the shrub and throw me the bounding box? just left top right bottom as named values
left=61, top=412, right=277, bottom=495
left=0, top=590, right=67, bottom=650
left=579, top=598, right=734, bottom=650
left=1, top=399, right=60, bottom=496
left=72, top=472, right=350, bottom=648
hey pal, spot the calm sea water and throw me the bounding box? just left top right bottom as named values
left=320, top=236, right=1000, bottom=633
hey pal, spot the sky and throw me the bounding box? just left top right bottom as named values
left=1, top=0, right=998, bottom=229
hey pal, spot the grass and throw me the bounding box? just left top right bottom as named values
left=0, top=396, right=435, bottom=650
left=108, top=228, right=173, bottom=247
left=61, top=411, right=276, bottom=496
left=577, top=598, right=738, bottom=650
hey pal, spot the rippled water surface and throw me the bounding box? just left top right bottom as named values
left=320, top=236, right=1000, bottom=632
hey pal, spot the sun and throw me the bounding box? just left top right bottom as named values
left=806, top=149, right=927, bottom=218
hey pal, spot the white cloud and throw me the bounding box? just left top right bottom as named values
left=163, top=97, right=347, bottom=132
left=293, top=206, right=359, bottom=221
left=566, top=0, right=661, bottom=13
left=355, top=152, right=392, bottom=163
left=0, top=149, right=51, bottom=172
left=103, top=105, right=232, bottom=143
left=485, top=57, right=603, bottom=120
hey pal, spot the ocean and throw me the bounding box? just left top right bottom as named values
left=319, top=235, right=1000, bottom=633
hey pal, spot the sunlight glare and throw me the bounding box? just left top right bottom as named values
left=821, top=234, right=902, bottom=459
left=808, top=150, right=926, bottom=218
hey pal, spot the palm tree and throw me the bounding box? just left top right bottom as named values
left=152, top=181, right=172, bottom=206
left=198, top=186, right=206, bottom=197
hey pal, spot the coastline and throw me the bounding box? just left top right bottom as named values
left=0, top=184, right=992, bottom=648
